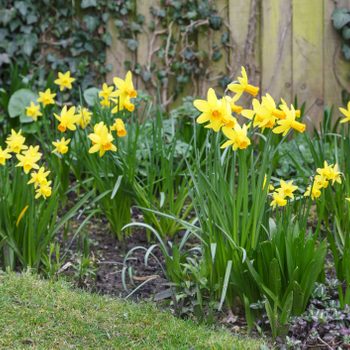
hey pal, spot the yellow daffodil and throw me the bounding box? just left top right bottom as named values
left=6, top=129, right=28, bottom=154
left=52, top=137, right=71, bottom=155
left=54, top=71, right=75, bottom=91
left=263, top=174, right=274, bottom=192
left=279, top=99, right=301, bottom=118
left=316, top=161, right=342, bottom=185
left=339, top=102, right=350, bottom=123
left=278, top=180, right=298, bottom=199
left=110, top=118, right=127, bottom=137
left=28, top=167, right=50, bottom=188
left=37, top=88, right=56, bottom=106
left=26, top=102, right=42, bottom=121
left=241, top=98, right=276, bottom=129
left=314, top=174, right=329, bottom=189
left=76, top=106, right=92, bottom=129
left=16, top=145, right=42, bottom=174
left=304, top=183, right=322, bottom=200
left=111, top=71, right=137, bottom=113
left=99, top=83, right=114, bottom=100
left=194, top=88, right=234, bottom=132
left=100, top=97, right=111, bottom=107
left=227, top=66, right=259, bottom=97
left=272, top=105, right=306, bottom=136
left=54, top=105, right=79, bottom=132
left=221, top=124, right=251, bottom=151
left=225, top=94, right=243, bottom=114
left=270, top=191, right=287, bottom=209
left=0, top=146, right=11, bottom=165
left=88, top=122, right=117, bottom=157
left=35, top=181, right=52, bottom=199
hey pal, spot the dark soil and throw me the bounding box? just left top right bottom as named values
left=59, top=214, right=168, bottom=301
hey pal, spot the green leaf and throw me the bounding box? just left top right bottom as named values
left=342, top=43, right=350, bottom=60
left=83, top=87, right=99, bottom=106
left=332, top=8, right=350, bottom=30
left=342, top=26, right=350, bottom=40
left=127, top=39, right=138, bottom=52
left=8, top=89, right=37, bottom=122
left=81, top=0, right=97, bottom=9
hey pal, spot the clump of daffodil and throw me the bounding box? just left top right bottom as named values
left=111, top=71, right=137, bottom=113
left=272, top=104, right=306, bottom=136
left=6, top=129, right=28, bottom=154
left=37, top=88, right=56, bottom=106
left=26, top=101, right=42, bottom=121
left=54, top=105, right=79, bottom=132
left=76, top=106, right=92, bottom=129
left=99, top=83, right=114, bottom=107
left=52, top=137, right=71, bottom=155
left=88, top=122, right=117, bottom=157
left=241, top=98, right=276, bottom=129
left=227, top=66, right=259, bottom=98
left=303, top=162, right=342, bottom=200
left=339, top=102, right=350, bottom=123
left=110, top=118, right=127, bottom=137
left=193, top=88, right=236, bottom=132
left=316, top=161, right=342, bottom=185
left=54, top=71, right=75, bottom=91
left=28, top=167, right=50, bottom=189
left=16, top=145, right=42, bottom=174
left=0, top=146, right=11, bottom=165
left=221, top=124, right=251, bottom=151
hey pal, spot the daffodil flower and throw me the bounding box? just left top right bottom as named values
left=270, top=191, right=287, bottom=209
left=272, top=105, right=306, bottom=136
left=28, top=167, right=50, bottom=189
left=26, top=101, right=42, bottom=121
left=16, top=145, right=42, bottom=174
left=221, top=124, right=251, bottom=151
left=339, top=102, right=350, bottom=123
left=227, top=66, right=259, bottom=97
left=0, top=146, right=11, bottom=165
left=54, top=71, right=75, bottom=91
left=52, top=137, right=71, bottom=155
left=37, top=89, right=56, bottom=106
left=111, top=71, right=137, bottom=113
left=88, top=122, right=117, bottom=157
left=54, top=106, right=79, bottom=132
left=6, top=129, right=28, bottom=154
left=110, top=118, right=127, bottom=137
left=193, top=88, right=234, bottom=132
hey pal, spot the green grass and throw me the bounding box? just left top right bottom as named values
left=0, top=272, right=264, bottom=349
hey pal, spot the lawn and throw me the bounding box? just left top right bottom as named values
left=0, top=272, right=264, bottom=350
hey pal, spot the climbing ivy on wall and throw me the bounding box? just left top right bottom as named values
left=0, top=0, right=227, bottom=107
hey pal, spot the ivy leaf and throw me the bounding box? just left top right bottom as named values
left=332, top=8, right=350, bottom=30
left=8, top=89, right=37, bottom=123
left=83, top=87, right=99, bottom=106
left=84, top=15, right=99, bottom=32
left=342, top=43, right=350, bottom=60
left=22, top=33, right=38, bottom=56
left=127, top=39, right=138, bottom=51
left=342, top=26, right=350, bottom=40
left=81, top=0, right=97, bottom=9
